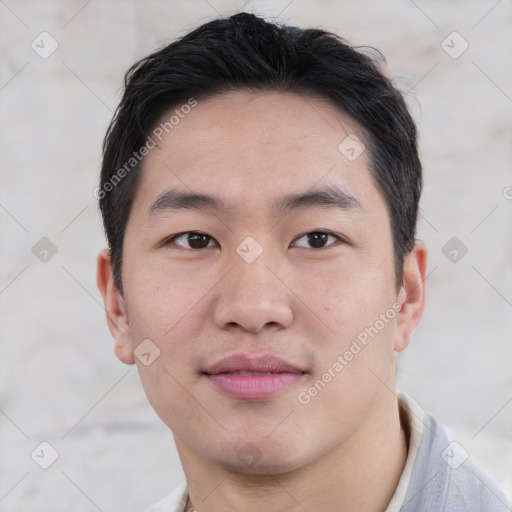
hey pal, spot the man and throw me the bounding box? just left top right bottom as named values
left=96, top=12, right=510, bottom=512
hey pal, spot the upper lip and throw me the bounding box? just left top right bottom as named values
left=203, top=353, right=307, bottom=375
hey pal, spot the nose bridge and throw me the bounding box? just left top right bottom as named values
left=212, top=235, right=293, bottom=332
left=235, top=244, right=275, bottom=297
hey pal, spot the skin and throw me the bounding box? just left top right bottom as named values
left=97, top=90, right=427, bottom=512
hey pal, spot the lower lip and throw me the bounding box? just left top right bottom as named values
left=206, top=372, right=305, bottom=399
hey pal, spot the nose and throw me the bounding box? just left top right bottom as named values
left=212, top=248, right=294, bottom=333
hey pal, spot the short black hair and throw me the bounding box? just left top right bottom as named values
left=99, top=12, right=422, bottom=295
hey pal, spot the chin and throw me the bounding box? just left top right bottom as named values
left=217, top=457, right=303, bottom=477
left=211, top=439, right=310, bottom=477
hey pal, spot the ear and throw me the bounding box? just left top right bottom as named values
left=394, top=239, right=428, bottom=352
left=96, top=248, right=135, bottom=365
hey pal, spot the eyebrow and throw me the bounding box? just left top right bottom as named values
left=146, top=184, right=363, bottom=220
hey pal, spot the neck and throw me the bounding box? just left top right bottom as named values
left=177, top=395, right=408, bottom=512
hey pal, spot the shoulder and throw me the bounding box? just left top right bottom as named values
left=399, top=392, right=511, bottom=512
left=445, top=460, right=511, bottom=511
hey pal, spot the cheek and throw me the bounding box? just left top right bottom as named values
left=135, top=360, right=202, bottom=434
left=295, top=317, right=397, bottom=428
left=298, top=259, right=398, bottom=391
left=123, top=257, right=209, bottom=341
left=302, top=257, right=393, bottom=331
left=123, top=271, right=207, bottom=407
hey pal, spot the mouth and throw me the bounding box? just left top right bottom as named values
left=203, top=353, right=307, bottom=400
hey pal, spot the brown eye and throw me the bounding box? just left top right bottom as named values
left=167, top=232, right=216, bottom=249
left=293, top=231, right=342, bottom=250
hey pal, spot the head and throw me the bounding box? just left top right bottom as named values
left=97, top=12, right=427, bottom=475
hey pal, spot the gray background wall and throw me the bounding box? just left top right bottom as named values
left=0, top=0, right=511, bottom=510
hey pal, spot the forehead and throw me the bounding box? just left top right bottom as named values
left=132, top=90, right=383, bottom=219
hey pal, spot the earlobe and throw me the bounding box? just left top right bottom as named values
left=394, top=240, right=428, bottom=352
left=96, top=249, right=135, bottom=365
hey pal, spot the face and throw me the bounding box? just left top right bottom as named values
left=97, top=90, right=427, bottom=475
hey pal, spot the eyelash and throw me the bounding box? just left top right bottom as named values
left=163, top=230, right=347, bottom=251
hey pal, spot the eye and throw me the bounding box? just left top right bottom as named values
left=164, top=230, right=345, bottom=251
left=293, top=230, right=344, bottom=250
left=166, top=231, right=217, bottom=250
